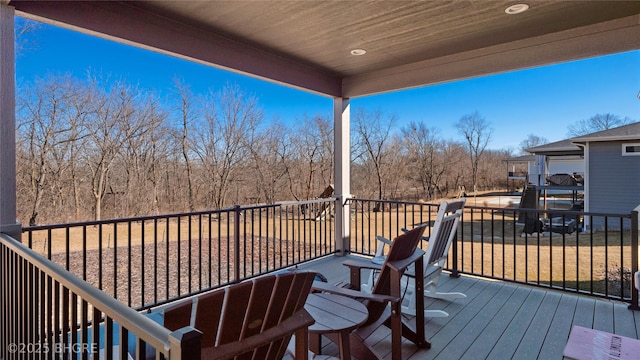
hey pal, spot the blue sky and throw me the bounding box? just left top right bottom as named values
left=17, top=19, right=640, bottom=152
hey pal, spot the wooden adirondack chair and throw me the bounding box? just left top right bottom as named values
left=362, top=199, right=466, bottom=317
left=312, top=225, right=430, bottom=360
left=164, top=271, right=317, bottom=360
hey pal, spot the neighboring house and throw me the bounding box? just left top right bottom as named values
left=508, top=122, right=640, bottom=230
left=524, top=139, right=585, bottom=188
left=572, top=122, right=640, bottom=224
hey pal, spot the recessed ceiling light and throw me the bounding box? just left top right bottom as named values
left=505, top=3, right=529, bottom=15
left=350, top=49, right=367, bottom=56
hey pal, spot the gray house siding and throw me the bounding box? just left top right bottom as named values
left=588, top=141, right=640, bottom=230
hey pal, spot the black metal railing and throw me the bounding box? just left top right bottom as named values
left=9, top=194, right=637, bottom=360
left=18, top=195, right=640, bottom=310
left=0, top=233, right=201, bottom=360
left=348, top=198, right=639, bottom=309
left=22, top=198, right=336, bottom=311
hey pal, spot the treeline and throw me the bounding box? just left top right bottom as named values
left=16, top=73, right=512, bottom=225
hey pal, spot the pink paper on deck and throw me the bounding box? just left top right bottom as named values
left=563, top=325, right=640, bottom=360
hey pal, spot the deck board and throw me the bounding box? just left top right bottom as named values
left=613, top=302, right=638, bottom=338
left=297, top=255, right=640, bottom=359
left=428, top=281, right=499, bottom=359
left=435, top=283, right=516, bottom=360
left=593, top=300, right=614, bottom=333
left=538, top=294, right=578, bottom=359
left=511, top=291, right=562, bottom=359
left=571, top=296, right=596, bottom=329
left=485, top=289, right=546, bottom=359
left=462, top=285, right=532, bottom=359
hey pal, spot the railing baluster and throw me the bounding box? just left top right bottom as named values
left=165, top=217, right=170, bottom=301
left=128, top=221, right=132, bottom=307
left=71, top=292, right=78, bottom=359
left=234, top=205, right=241, bottom=283
left=630, top=209, right=639, bottom=310
left=82, top=225, right=87, bottom=281
left=177, top=215, right=181, bottom=297
left=141, top=219, right=145, bottom=308
left=198, top=214, right=202, bottom=291
left=91, top=307, right=100, bottom=358
left=207, top=213, right=212, bottom=288
left=154, top=218, right=158, bottom=305
left=188, top=215, right=192, bottom=294
left=106, top=317, right=114, bottom=359
left=223, top=211, right=227, bottom=283
left=81, top=299, right=88, bottom=360
left=98, top=223, right=103, bottom=290
left=113, top=222, right=118, bottom=301
left=604, top=216, right=609, bottom=296
left=619, top=216, right=624, bottom=300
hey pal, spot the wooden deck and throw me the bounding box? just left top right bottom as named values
left=297, top=255, right=640, bottom=360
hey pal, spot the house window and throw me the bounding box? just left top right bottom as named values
left=622, top=143, right=640, bottom=156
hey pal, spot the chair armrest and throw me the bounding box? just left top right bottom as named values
left=387, top=249, right=425, bottom=273
left=342, top=258, right=383, bottom=272
left=311, top=281, right=399, bottom=304
left=201, top=309, right=314, bottom=359
left=401, top=226, right=430, bottom=242
left=375, top=235, right=393, bottom=245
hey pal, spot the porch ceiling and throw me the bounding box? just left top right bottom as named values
left=10, top=1, right=640, bottom=98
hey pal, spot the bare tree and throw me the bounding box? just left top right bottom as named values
left=17, top=74, right=91, bottom=225
left=83, top=78, right=150, bottom=220
left=172, top=79, right=197, bottom=211
left=245, top=120, right=287, bottom=204
left=400, top=121, right=446, bottom=200
left=284, top=115, right=334, bottom=201
left=352, top=109, right=395, bottom=206
left=118, top=94, right=168, bottom=216
left=194, top=83, right=262, bottom=209
left=567, top=113, right=635, bottom=137
left=455, top=111, right=492, bottom=196
left=519, top=133, right=548, bottom=154
left=15, top=17, right=41, bottom=57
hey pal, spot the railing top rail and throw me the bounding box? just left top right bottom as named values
left=464, top=203, right=632, bottom=218
left=23, top=197, right=338, bottom=231
left=0, top=233, right=172, bottom=356
left=347, top=197, right=633, bottom=219
left=240, top=197, right=338, bottom=210
left=347, top=198, right=440, bottom=207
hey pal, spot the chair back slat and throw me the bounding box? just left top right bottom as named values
left=163, top=300, right=192, bottom=332
left=194, top=290, right=225, bottom=348
left=263, top=274, right=294, bottom=328
left=218, top=281, right=255, bottom=345
left=241, top=275, right=277, bottom=339
left=367, top=225, right=426, bottom=324
left=424, top=200, right=464, bottom=267
left=165, top=271, right=316, bottom=359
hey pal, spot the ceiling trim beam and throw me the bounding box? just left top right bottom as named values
left=343, top=15, right=640, bottom=98
left=11, top=1, right=343, bottom=97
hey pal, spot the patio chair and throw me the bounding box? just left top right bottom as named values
left=362, top=199, right=466, bottom=317
left=164, top=270, right=317, bottom=360
left=312, top=224, right=430, bottom=360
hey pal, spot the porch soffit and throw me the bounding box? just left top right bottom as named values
left=9, top=1, right=640, bottom=98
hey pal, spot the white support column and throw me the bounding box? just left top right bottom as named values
left=334, top=97, right=350, bottom=255
left=0, top=3, right=20, bottom=239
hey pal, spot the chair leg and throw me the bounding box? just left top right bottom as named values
left=424, top=271, right=466, bottom=301
left=349, top=332, right=381, bottom=360
left=401, top=272, right=466, bottom=316
left=425, top=289, right=467, bottom=300
left=390, top=301, right=403, bottom=360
